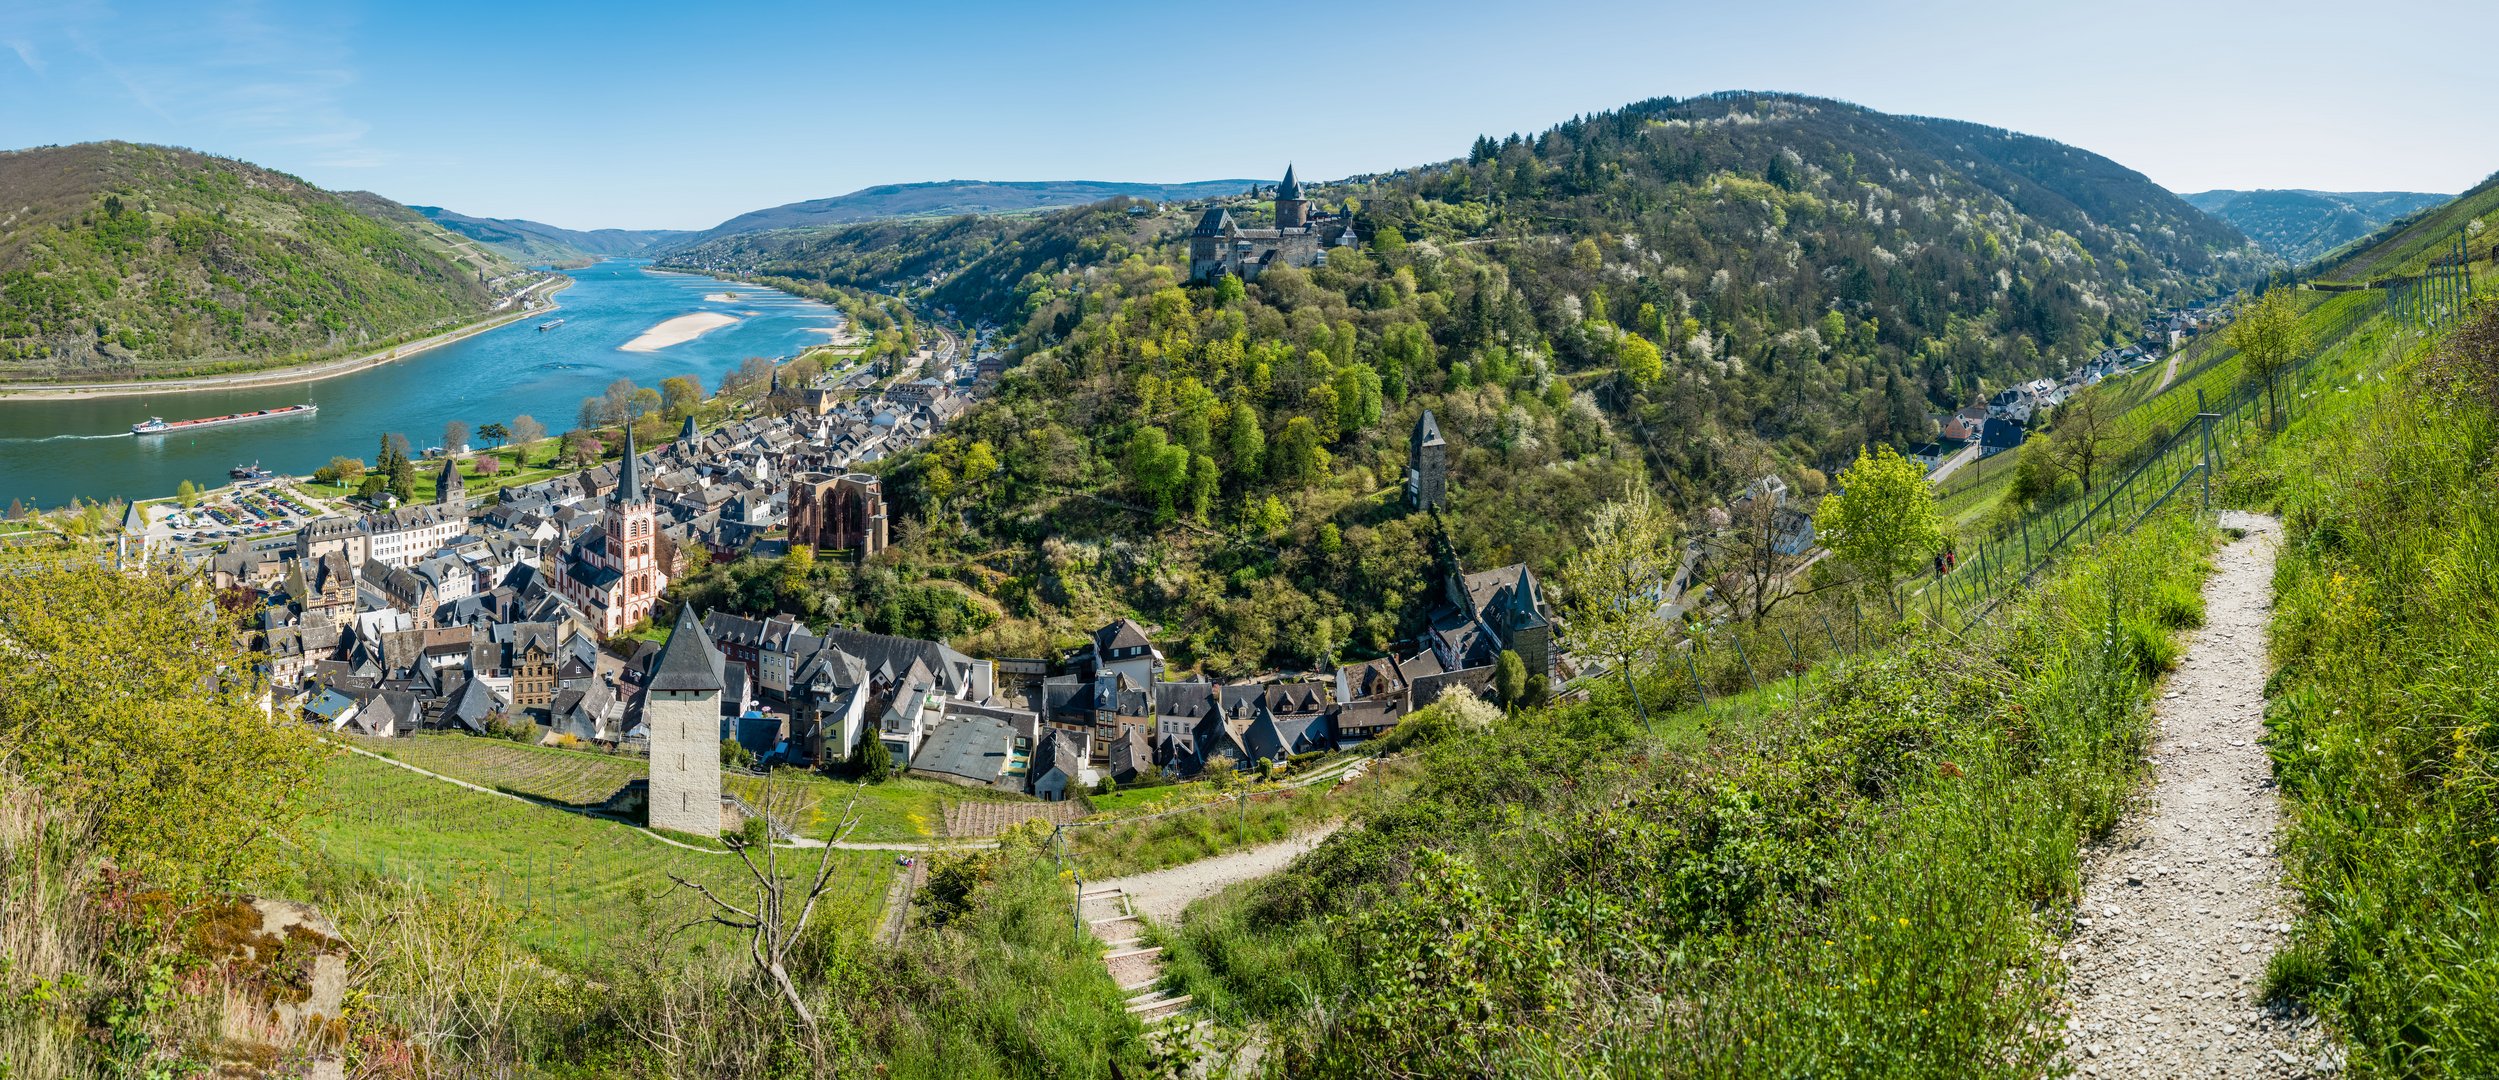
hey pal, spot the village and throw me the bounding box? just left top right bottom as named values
left=161, top=316, right=1557, bottom=834
left=157, top=289, right=2238, bottom=835
left=1907, top=301, right=2235, bottom=475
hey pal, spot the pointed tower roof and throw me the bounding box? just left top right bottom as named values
left=679, top=414, right=698, bottom=445
left=1276, top=164, right=1303, bottom=201
left=436, top=455, right=464, bottom=504
left=1412, top=409, right=1445, bottom=450
left=613, top=426, right=645, bottom=504
left=647, top=604, right=724, bottom=693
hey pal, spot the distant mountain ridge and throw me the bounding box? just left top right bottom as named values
left=0, top=141, right=523, bottom=380
left=2182, top=188, right=2450, bottom=263
left=683, top=178, right=1258, bottom=243
left=409, top=206, right=688, bottom=265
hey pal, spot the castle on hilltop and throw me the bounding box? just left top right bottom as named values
left=1187, top=165, right=1357, bottom=283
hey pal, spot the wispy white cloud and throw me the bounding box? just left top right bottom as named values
left=6, top=0, right=382, bottom=166
left=6, top=38, right=44, bottom=74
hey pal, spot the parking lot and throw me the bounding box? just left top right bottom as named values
left=149, top=480, right=336, bottom=549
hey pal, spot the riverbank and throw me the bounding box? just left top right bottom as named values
left=0, top=275, right=571, bottom=402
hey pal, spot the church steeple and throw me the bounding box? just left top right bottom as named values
left=614, top=425, right=645, bottom=505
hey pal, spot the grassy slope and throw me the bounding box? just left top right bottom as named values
left=0, top=142, right=521, bottom=379
left=2311, top=172, right=2499, bottom=284
left=1157, top=511, right=2218, bottom=1076
left=290, top=751, right=891, bottom=960
left=2228, top=303, right=2499, bottom=1074
left=345, top=732, right=1031, bottom=842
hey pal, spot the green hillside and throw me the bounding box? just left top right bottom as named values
left=0, top=142, right=525, bottom=381
left=2183, top=188, right=2449, bottom=262
left=681, top=177, right=1257, bottom=245
left=410, top=204, right=689, bottom=264
left=2310, top=170, right=2499, bottom=284
left=663, top=91, right=2266, bottom=675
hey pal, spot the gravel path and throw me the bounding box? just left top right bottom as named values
left=2059, top=513, right=2340, bottom=1077
left=1095, top=824, right=1343, bottom=927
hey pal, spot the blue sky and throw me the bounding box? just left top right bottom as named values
left=4, top=0, right=2493, bottom=230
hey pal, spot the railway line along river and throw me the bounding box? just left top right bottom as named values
left=0, top=260, right=842, bottom=510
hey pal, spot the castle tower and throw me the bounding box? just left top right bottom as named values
left=1274, top=164, right=1309, bottom=229
left=645, top=604, right=726, bottom=835
left=435, top=455, right=464, bottom=506
left=1407, top=409, right=1447, bottom=511
left=604, top=428, right=665, bottom=629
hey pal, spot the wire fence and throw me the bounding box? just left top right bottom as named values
left=1638, top=262, right=2489, bottom=709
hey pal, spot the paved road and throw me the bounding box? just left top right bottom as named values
left=1927, top=440, right=1984, bottom=483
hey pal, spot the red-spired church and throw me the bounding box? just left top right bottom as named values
left=559, top=429, right=668, bottom=637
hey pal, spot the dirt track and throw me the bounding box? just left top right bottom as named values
left=2059, top=513, right=2340, bottom=1077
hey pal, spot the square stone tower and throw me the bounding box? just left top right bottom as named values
left=1407, top=409, right=1447, bottom=511
left=645, top=604, right=726, bottom=836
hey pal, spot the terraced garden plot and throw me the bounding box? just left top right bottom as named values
left=944, top=796, right=1093, bottom=838
left=304, top=752, right=892, bottom=960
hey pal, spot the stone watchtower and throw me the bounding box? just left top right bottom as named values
left=1274, top=164, right=1309, bottom=229
left=1407, top=409, right=1447, bottom=511
left=435, top=455, right=464, bottom=506
left=645, top=604, right=727, bottom=836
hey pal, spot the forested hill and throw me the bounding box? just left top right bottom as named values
left=681, top=178, right=1258, bottom=243
left=410, top=205, right=688, bottom=264
left=2182, top=188, right=2451, bottom=263
left=0, top=142, right=524, bottom=380
left=666, top=93, right=2268, bottom=674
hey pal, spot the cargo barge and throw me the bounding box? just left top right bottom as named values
left=131, top=403, right=317, bottom=436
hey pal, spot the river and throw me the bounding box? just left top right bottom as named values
left=0, top=260, right=842, bottom=510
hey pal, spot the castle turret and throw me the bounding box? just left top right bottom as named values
left=1275, top=164, right=1309, bottom=230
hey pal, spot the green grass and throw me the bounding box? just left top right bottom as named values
left=296, top=751, right=892, bottom=961
left=1156, top=511, right=2221, bottom=1076
left=2312, top=174, right=2499, bottom=285
left=1080, top=780, right=1205, bottom=815
left=2227, top=303, right=2499, bottom=1075
left=346, top=732, right=1035, bottom=842
left=1066, top=760, right=1415, bottom=879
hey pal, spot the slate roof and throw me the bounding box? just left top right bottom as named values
left=1980, top=418, right=2027, bottom=451
left=648, top=605, right=725, bottom=693
left=909, top=714, right=1018, bottom=786
left=1412, top=409, right=1445, bottom=453
left=439, top=676, right=506, bottom=734
left=817, top=627, right=980, bottom=698
left=614, top=427, right=647, bottom=504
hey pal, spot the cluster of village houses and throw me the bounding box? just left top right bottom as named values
left=1905, top=302, right=2234, bottom=473
left=210, top=320, right=1555, bottom=820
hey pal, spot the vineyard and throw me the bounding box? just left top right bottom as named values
left=346, top=732, right=1054, bottom=842
left=302, top=752, right=893, bottom=959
